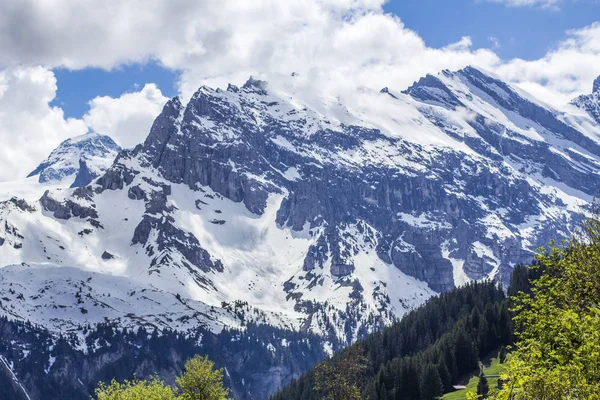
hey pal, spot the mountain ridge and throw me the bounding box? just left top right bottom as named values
left=1, top=66, right=599, bottom=345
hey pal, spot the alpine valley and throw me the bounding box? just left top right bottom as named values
left=1, top=66, right=600, bottom=399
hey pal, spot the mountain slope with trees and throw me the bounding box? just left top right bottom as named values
left=270, top=278, right=524, bottom=400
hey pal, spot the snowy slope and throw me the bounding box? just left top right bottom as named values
left=0, top=67, right=599, bottom=343
left=0, top=263, right=293, bottom=334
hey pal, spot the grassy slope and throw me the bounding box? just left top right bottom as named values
left=442, top=357, right=504, bottom=400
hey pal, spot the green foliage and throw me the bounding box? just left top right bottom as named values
left=177, top=355, right=230, bottom=400
left=93, top=355, right=230, bottom=400
left=313, top=345, right=368, bottom=400
left=419, top=364, right=443, bottom=400
left=497, top=216, right=600, bottom=399
left=94, top=377, right=177, bottom=400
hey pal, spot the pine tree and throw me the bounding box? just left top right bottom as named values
left=498, top=346, right=507, bottom=364
left=419, top=364, right=443, bottom=400
left=477, top=375, right=489, bottom=398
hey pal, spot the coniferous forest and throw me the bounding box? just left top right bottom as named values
left=270, top=270, right=536, bottom=400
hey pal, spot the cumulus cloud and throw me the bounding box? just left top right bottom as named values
left=0, top=0, right=596, bottom=103
left=0, top=0, right=500, bottom=97
left=0, top=67, right=87, bottom=180
left=0, top=0, right=599, bottom=181
left=83, top=84, right=168, bottom=149
left=0, top=67, right=167, bottom=181
left=498, top=22, right=600, bottom=105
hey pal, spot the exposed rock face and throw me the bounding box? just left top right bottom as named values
left=71, top=160, right=94, bottom=188
left=571, top=74, right=600, bottom=124
left=40, top=190, right=98, bottom=220
left=1, top=66, right=599, bottom=347
left=28, top=133, right=121, bottom=188
left=126, top=67, right=594, bottom=295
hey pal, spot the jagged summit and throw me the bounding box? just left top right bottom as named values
left=379, top=87, right=398, bottom=99
left=242, top=76, right=268, bottom=94
left=27, top=132, right=121, bottom=188
left=403, top=73, right=462, bottom=108
left=571, top=74, right=600, bottom=124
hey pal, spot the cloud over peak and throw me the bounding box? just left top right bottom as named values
left=0, top=0, right=599, bottom=181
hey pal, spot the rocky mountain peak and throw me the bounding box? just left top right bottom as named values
left=570, top=75, right=600, bottom=124
left=242, top=76, right=268, bottom=94
left=27, top=132, right=121, bottom=188
left=402, top=73, right=462, bottom=108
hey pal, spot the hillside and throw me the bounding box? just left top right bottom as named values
left=270, top=279, right=521, bottom=400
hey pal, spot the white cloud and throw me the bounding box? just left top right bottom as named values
left=0, top=0, right=499, bottom=97
left=489, top=36, right=501, bottom=49
left=0, top=0, right=595, bottom=104
left=0, top=67, right=168, bottom=181
left=83, top=84, right=168, bottom=149
left=0, top=0, right=599, bottom=181
left=481, top=0, right=563, bottom=8
left=0, top=67, right=87, bottom=181
left=498, top=22, right=600, bottom=105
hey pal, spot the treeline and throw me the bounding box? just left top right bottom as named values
left=271, top=272, right=533, bottom=400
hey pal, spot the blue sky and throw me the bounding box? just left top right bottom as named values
left=50, top=0, right=600, bottom=119
left=52, top=62, right=179, bottom=119
left=385, top=0, right=600, bottom=59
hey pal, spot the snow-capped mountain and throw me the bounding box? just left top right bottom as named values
left=1, top=67, right=599, bottom=346
left=27, top=133, right=121, bottom=188
left=571, top=75, right=600, bottom=124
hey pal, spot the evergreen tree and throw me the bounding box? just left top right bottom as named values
left=418, top=364, right=443, bottom=400
left=272, top=281, right=515, bottom=400
left=476, top=375, right=489, bottom=398
left=497, top=346, right=507, bottom=364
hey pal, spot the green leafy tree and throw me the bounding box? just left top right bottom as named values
left=497, top=212, right=600, bottom=399
left=94, top=355, right=230, bottom=400
left=313, top=345, right=368, bottom=400
left=94, top=377, right=177, bottom=400
left=177, top=355, right=230, bottom=400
